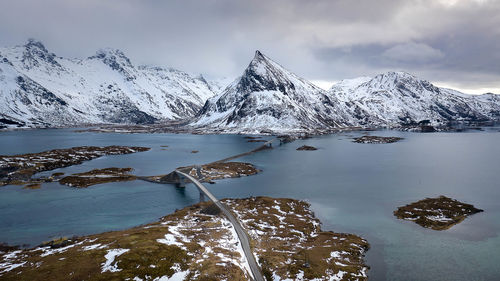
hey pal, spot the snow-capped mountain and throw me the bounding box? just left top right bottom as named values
left=329, top=71, right=500, bottom=127
left=2, top=41, right=498, bottom=133
left=0, top=39, right=224, bottom=128
left=194, top=52, right=499, bottom=133
left=192, top=51, right=352, bottom=134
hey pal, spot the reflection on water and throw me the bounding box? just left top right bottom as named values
left=1, top=128, right=500, bottom=280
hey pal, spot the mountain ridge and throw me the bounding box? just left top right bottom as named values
left=0, top=39, right=224, bottom=128
left=193, top=52, right=499, bottom=133
left=1, top=41, right=499, bottom=132
left=328, top=71, right=500, bottom=128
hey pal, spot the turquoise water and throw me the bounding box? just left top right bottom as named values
left=1, top=128, right=499, bottom=280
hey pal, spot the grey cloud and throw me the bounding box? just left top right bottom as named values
left=0, top=0, right=498, bottom=93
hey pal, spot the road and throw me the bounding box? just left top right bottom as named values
left=175, top=170, right=265, bottom=281
left=210, top=139, right=274, bottom=164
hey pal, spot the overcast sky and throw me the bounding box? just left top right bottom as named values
left=0, top=0, right=498, bottom=94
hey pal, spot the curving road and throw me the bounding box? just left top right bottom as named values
left=175, top=170, right=264, bottom=281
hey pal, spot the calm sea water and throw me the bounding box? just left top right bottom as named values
left=1, top=128, right=499, bottom=281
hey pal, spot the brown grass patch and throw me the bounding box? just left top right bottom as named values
left=225, top=197, right=370, bottom=280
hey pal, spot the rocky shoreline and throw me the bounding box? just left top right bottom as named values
left=63, top=120, right=499, bottom=136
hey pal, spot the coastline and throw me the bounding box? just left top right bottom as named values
left=0, top=197, right=370, bottom=280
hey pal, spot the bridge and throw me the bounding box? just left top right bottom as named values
left=148, top=139, right=274, bottom=187
left=209, top=139, right=273, bottom=164
left=175, top=170, right=265, bottom=281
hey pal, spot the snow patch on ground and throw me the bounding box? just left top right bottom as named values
left=101, top=248, right=130, bottom=273
left=35, top=239, right=86, bottom=257
left=82, top=243, right=108, bottom=251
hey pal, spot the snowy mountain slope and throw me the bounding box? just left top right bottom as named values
left=329, top=76, right=371, bottom=102
left=0, top=58, right=81, bottom=128
left=192, top=51, right=352, bottom=134
left=2, top=40, right=498, bottom=132
left=0, top=39, right=223, bottom=127
left=329, top=71, right=500, bottom=127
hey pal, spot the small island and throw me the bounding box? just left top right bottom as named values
left=297, top=145, right=318, bottom=151
left=185, top=162, right=259, bottom=180
left=0, top=146, right=150, bottom=187
left=147, top=162, right=260, bottom=185
left=394, top=196, right=483, bottom=230
left=353, top=136, right=403, bottom=144
left=0, top=197, right=369, bottom=281
left=59, top=168, right=137, bottom=188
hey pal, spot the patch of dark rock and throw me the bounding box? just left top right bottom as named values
left=416, top=120, right=436, bottom=132
left=191, top=150, right=199, bottom=153
left=247, top=139, right=267, bottom=142
left=353, top=136, right=403, bottom=144
left=394, top=195, right=483, bottom=230
left=296, top=145, right=318, bottom=151
left=420, top=125, right=436, bottom=132
left=0, top=166, right=19, bottom=178
left=0, top=243, right=20, bottom=252
left=0, top=118, right=23, bottom=126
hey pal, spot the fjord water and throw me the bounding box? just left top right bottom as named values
left=1, top=129, right=499, bottom=280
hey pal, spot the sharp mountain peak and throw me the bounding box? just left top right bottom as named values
left=24, top=38, right=49, bottom=53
